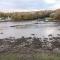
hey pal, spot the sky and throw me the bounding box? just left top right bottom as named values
left=0, top=0, right=60, bottom=12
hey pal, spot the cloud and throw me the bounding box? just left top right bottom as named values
left=47, top=0, right=60, bottom=9
left=0, top=0, right=60, bottom=12
left=0, top=0, right=43, bottom=10
left=49, top=3, right=60, bottom=10
left=43, top=0, right=57, bottom=4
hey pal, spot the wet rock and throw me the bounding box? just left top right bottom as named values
left=48, top=34, right=52, bottom=37
left=10, top=25, right=15, bottom=27
left=0, top=32, right=3, bottom=34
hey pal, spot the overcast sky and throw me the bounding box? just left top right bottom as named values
left=0, top=0, right=60, bottom=12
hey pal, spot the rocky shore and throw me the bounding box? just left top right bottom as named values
left=0, top=34, right=60, bottom=53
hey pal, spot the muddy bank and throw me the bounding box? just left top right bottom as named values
left=0, top=34, right=60, bottom=53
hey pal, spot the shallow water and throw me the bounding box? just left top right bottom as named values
left=0, top=21, right=60, bottom=39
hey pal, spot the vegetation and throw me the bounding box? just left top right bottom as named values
left=0, top=52, right=60, bottom=60
left=50, top=9, right=60, bottom=20
left=0, top=9, right=60, bottom=21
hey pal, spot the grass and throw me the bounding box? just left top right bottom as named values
left=0, top=52, right=60, bottom=60
left=0, top=53, right=18, bottom=60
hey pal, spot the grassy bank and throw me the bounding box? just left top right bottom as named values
left=0, top=52, right=60, bottom=60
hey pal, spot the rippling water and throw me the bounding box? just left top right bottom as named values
left=0, top=21, right=60, bottom=39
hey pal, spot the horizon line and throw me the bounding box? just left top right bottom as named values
left=0, top=8, right=59, bottom=13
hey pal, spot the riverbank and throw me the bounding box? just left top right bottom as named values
left=0, top=34, right=60, bottom=53
left=0, top=34, right=60, bottom=60
left=0, top=19, right=60, bottom=22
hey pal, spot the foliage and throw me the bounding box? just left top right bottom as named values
left=0, top=9, right=60, bottom=21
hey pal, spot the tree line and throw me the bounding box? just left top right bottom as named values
left=0, top=9, right=60, bottom=21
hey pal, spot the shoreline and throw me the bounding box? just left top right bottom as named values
left=0, top=34, right=60, bottom=53
left=0, top=19, right=60, bottom=22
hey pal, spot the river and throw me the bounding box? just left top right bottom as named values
left=0, top=20, right=60, bottom=39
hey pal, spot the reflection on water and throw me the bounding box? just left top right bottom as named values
left=0, top=21, right=60, bottom=39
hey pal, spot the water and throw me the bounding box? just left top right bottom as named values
left=0, top=20, right=60, bottom=39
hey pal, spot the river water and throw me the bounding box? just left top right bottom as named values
left=0, top=21, right=60, bottom=39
